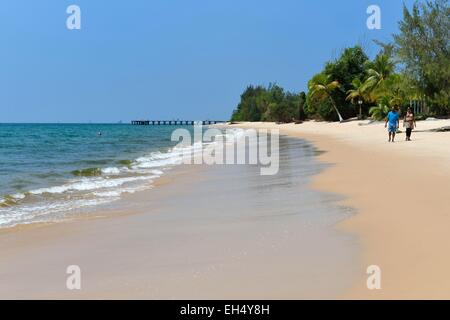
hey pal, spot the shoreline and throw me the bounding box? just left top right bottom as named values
left=1, top=119, right=449, bottom=299
left=0, top=134, right=356, bottom=299
left=0, top=164, right=201, bottom=235
left=227, top=119, right=450, bottom=299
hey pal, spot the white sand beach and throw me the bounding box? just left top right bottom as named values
left=0, top=119, right=449, bottom=299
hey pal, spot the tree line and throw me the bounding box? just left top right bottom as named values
left=231, top=0, right=449, bottom=122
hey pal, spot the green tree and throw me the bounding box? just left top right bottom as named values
left=324, top=46, right=369, bottom=94
left=369, top=96, right=391, bottom=121
left=308, top=73, right=344, bottom=122
left=346, top=78, right=367, bottom=119
left=362, top=54, right=396, bottom=101
left=230, top=84, right=301, bottom=122
left=231, top=85, right=266, bottom=121
left=384, top=73, right=410, bottom=109
left=392, top=0, right=450, bottom=114
left=298, top=91, right=307, bottom=121
left=305, top=46, right=369, bottom=120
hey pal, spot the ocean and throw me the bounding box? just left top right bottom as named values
left=0, top=123, right=209, bottom=228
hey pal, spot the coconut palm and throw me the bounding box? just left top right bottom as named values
left=385, top=73, right=412, bottom=109
left=362, top=54, right=396, bottom=100
left=308, top=73, right=344, bottom=122
left=369, top=95, right=391, bottom=121
left=369, top=76, right=406, bottom=121
left=346, top=78, right=367, bottom=119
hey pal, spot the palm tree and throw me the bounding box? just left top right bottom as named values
left=346, top=78, right=367, bottom=119
left=385, top=73, right=410, bottom=109
left=369, top=95, right=391, bottom=121
left=362, top=54, right=395, bottom=100
left=309, top=74, right=344, bottom=122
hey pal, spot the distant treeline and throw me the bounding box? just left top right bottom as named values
left=231, top=0, right=449, bottom=122
left=230, top=84, right=306, bottom=123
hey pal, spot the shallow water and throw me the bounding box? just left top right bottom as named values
left=0, top=123, right=209, bottom=227
left=0, top=130, right=358, bottom=298
left=113, top=135, right=359, bottom=298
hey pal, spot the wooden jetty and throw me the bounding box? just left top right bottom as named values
left=131, top=120, right=227, bottom=125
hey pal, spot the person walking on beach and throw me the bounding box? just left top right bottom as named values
left=385, top=107, right=400, bottom=142
left=403, top=108, right=416, bottom=141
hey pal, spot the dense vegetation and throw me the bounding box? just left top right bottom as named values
left=230, top=84, right=306, bottom=123
left=231, top=0, right=449, bottom=122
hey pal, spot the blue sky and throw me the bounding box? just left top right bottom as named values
left=1, top=0, right=415, bottom=123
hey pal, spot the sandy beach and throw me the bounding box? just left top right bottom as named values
left=0, top=134, right=357, bottom=299
left=230, top=119, right=450, bottom=299
left=3, top=0, right=448, bottom=304
left=1, top=119, right=449, bottom=299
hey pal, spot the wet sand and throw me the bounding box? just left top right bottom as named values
left=0, top=136, right=356, bottom=299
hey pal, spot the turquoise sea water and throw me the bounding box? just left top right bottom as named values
left=0, top=123, right=201, bottom=227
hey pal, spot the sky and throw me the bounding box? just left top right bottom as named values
left=0, top=0, right=416, bottom=123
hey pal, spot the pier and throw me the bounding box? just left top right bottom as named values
left=131, top=120, right=227, bottom=125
